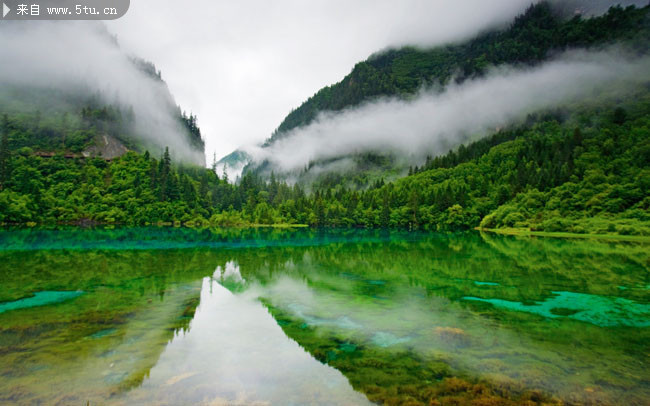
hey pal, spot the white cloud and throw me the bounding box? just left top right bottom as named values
left=106, top=0, right=544, bottom=162
left=245, top=50, right=650, bottom=171
left=0, top=21, right=204, bottom=164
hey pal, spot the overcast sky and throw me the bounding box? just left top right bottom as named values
left=107, top=0, right=542, bottom=163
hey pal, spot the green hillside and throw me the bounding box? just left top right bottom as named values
left=268, top=3, right=649, bottom=143
left=0, top=22, right=205, bottom=165
left=1, top=92, right=648, bottom=236
left=0, top=2, right=648, bottom=237
left=0, top=69, right=204, bottom=160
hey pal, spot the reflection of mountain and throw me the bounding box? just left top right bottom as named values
left=0, top=249, right=211, bottom=404
left=478, top=232, right=650, bottom=301
left=115, top=271, right=370, bottom=405
left=223, top=233, right=649, bottom=406
left=1, top=229, right=648, bottom=405
left=88, top=281, right=204, bottom=396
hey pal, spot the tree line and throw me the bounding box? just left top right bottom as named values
left=0, top=98, right=648, bottom=235
left=269, top=2, right=649, bottom=142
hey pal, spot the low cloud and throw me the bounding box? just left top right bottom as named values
left=108, top=0, right=550, bottom=160
left=108, top=0, right=646, bottom=160
left=244, top=49, right=650, bottom=172
left=0, top=21, right=204, bottom=164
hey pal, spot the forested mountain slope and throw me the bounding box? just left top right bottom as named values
left=1, top=92, right=648, bottom=236
left=385, top=97, right=650, bottom=234
left=270, top=2, right=649, bottom=142
left=0, top=3, right=648, bottom=237
left=220, top=2, right=650, bottom=185
left=0, top=22, right=205, bottom=166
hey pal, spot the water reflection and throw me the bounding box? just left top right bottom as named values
left=0, top=228, right=648, bottom=405
left=115, top=270, right=370, bottom=405
left=239, top=269, right=649, bottom=405
left=0, top=249, right=211, bottom=404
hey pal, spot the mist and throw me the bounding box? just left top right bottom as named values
left=0, top=21, right=204, bottom=165
left=109, top=0, right=550, bottom=160
left=244, top=49, right=650, bottom=173
left=109, top=0, right=648, bottom=161
left=549, top=0, right=648, bottom=17
left=241, top=269, right=557, bottom=394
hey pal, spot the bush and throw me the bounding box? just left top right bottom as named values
left=540, top=217, right=572, bottom=232
left=503, top=212, right=526, bottom=227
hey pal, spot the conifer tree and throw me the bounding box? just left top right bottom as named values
left=0, top=114, right=10, bottom=189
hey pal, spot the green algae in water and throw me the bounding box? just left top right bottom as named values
left=463, top=290, right=650, bottom=327
left=0, top=290, right=83, bottom=314
left=371, top=331, right=412, bottom=347
left=338, top=342, right=357, bottom=352
left=548, top=307, right=580, bottom=316
left=0, top=228, right=649, bottom=406
left=473, top=281, right=500, bottom=286
left=87, top=328, right=117, bottom=339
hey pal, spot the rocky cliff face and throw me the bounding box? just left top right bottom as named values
left=0, top=22, right=206, bottom=167
left=82, top=134, right=129, bottom=160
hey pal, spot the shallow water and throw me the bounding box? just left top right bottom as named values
left=0, top=228, right=648, bottom=405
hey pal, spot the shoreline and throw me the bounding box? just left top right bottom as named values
left=1, top=223, right=649, bottom=242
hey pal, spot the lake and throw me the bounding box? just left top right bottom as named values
left=0, top=228, right=648, bottom=405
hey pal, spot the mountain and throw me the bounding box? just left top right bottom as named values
left=551, top=0, right=649, bottom=16
left=0, top=22, right=205, bottom=166
left=270, top=2, right=648, bottom=141
left=0, top=2, right=647, bottom=236
left=215, top=149, right=251, bottom=181
left=224, top=1, right=649, bottom=184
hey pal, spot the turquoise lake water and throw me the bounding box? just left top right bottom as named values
left=0, top=228, right=648, bottom=405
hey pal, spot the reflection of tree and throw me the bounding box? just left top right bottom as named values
left=1, top=229, right=648, bottom=405
left=0, top=248, right=215, bottom=404
left=479, top=231, right=650, bottom=301
left=265, top=302, right=558, bottom=406
left=232, top=232, right=650, bottom=406
left=113, top=291, right=203, bottom=394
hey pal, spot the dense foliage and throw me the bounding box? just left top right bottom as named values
left=269, top=3, right=649, bottom=142
left=0, top=54, right=204, bottom=159
left=0, top=2, right=648, bottom=236
left=1, top=94, right=648, bottom=235
left=0, top=95, right=203, bottom=157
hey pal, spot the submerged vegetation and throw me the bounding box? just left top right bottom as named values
left=0, top=228, right=648, bottom=405
left=1, top=3, right=649, bottom=406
